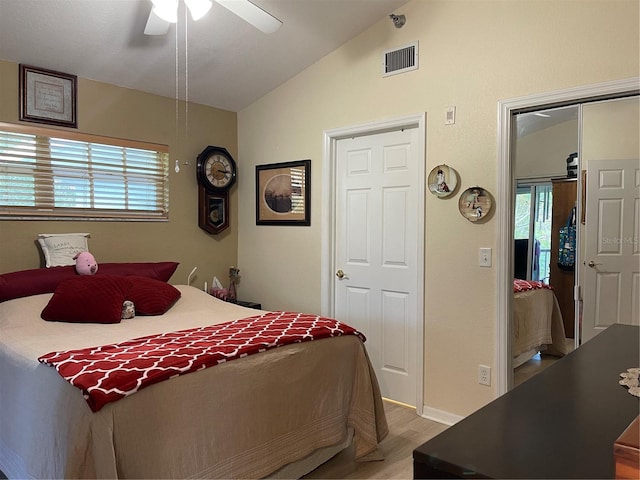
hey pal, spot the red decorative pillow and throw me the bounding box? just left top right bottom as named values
left=98, top=262, right=179, bottom=282
left=0, top=262, right=179, bottom=303
left=0, top=266, right=77, bottom=303
left=127, top=276, right=181, bottom=316
left=41, top=276, right=134, bottom=324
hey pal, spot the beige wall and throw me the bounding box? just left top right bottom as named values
left=515, top=120, right=579, bottom=180
left=237, top=0, right=639, bottom=416
left=582, top=97, right=640, bottom=162
left=0, top=60, right=239, bottom=288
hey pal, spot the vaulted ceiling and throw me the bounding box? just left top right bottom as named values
left=0, top=0, right=408, bottom=112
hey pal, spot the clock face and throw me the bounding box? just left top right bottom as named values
left=205, top=154, right=234, bottom=189
left=196, top=147, right=236, bottom=191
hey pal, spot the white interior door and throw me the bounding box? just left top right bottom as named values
left=334, top=127, right=420, bottom=406
left=581, top=97, right=640, bottom=343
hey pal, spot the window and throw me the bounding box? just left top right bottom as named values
left=515, top=181, right=553, bottom=282
left=0, top=122, right=169, bottom=220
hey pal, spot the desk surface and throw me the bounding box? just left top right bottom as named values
left=413, top=324, right=640, bottom=479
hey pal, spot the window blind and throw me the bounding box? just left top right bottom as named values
left=0, top=123, right=169, bottom=220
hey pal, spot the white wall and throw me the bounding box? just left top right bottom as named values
left=237, top=0, right=639, bottom=416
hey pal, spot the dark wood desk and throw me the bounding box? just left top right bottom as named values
left=413, top=324, right=640, bottom=479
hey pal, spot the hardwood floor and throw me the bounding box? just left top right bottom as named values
left=514, top=339, right=575, bottom=387
left=303, top=400, right=449, bottom=479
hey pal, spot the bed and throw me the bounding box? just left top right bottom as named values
left=0, top=269, right=388, bottom=479
left=512, top=279, right=571, bottom=368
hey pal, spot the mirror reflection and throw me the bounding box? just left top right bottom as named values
left=512, top=105, right=579, bottom=387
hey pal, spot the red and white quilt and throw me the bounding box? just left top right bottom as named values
left=39, top=312, right=365, bottom=412
left=513, top=279, right=552, bottom=293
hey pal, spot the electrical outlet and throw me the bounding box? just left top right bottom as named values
left=478, top=365, right=491, bottom=386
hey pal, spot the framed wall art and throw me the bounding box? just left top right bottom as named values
left=256, top=159, right=310, bottom=226
left=19, top=64, right=77, bottom=128
left=428, top=164, right=458, bottom=197
left=459, top=186, right=492, bottom=222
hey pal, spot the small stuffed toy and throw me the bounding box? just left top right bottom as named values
left=73, top=251, right=98, bottom=275
left=121, top=300, right=135, bottom=319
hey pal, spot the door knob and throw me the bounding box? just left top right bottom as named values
left=587, top=260, right=601, bottom=268
left=335, top=269, right=345, bottom=279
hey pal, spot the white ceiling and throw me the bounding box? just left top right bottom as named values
left=515, top=105, right=579, bottom=138
left=0, top=0, right=408, bottom=112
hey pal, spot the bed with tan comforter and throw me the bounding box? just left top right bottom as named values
left=0, top=285, right=387, bottom=479
left=513, top=279, right=571, bottom=367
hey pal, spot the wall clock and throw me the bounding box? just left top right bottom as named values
left=196, top=146, right=236, bottom=234
left=196, top=146, right=237, bottom=192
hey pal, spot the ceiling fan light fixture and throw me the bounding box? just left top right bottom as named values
left=185, top=0, right=212, bottom=20
left=151, top=0, right=178, bottom=23
left=144, top=0, right=281, bottom=36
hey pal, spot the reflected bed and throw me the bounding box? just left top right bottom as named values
left=513, top=279, right=571, bottom=368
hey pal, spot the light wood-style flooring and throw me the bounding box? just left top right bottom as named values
left=303, top=401, right=448, bottom=479
left=514, top=339, right=575, bottom=387
left=514, top=352, right=559, bottom=386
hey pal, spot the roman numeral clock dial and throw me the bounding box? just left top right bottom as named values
left=196, top=146, right=237, bottom=234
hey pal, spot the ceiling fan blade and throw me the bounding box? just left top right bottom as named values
left=144, top=8, right=172, bottom=35
left=215, top=0, right=282, bottom=34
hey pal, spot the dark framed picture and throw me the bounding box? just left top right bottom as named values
left=256, top=159, right=310, bottom=226
left=19, top=64, right=77, bottom=128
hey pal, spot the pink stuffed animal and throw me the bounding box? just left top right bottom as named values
left=73, top=252, right=98, bottom=275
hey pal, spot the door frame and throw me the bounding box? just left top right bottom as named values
left=496, top=78, right=640, bottom=395
left=321, top=113, right=426, bottom=414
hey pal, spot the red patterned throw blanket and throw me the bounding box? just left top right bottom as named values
left=513, top=279, right=552, bottom=293
left=38, top=312, right=365, bottom=412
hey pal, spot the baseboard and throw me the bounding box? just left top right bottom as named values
left=420, top=405, right=464, bottom=426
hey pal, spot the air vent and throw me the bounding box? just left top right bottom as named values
left=383, top=42, right=418, bottom=77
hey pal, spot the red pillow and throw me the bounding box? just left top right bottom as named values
left=98, top=262, right=179, bottom=282
left=0, top=262, right=179, bottom=303
left=0, top=266, right=76, bottom=303
left=127, top=276, right=181, bottom=316
left=41, top=276, right=134, bottom=324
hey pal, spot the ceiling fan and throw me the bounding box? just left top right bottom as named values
left=144, top=0, right=282, bottom=35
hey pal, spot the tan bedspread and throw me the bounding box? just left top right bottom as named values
left=0, top=286, right=387, bottom=479
left=513, top=288, right=570, bottom=366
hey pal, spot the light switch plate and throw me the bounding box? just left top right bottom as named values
left=479, top=247, right=492, bottom=267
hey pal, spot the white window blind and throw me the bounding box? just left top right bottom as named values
left=0, top=123, right=169, bottom=220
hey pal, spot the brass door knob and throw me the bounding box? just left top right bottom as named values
left=335, top=269, right=345, bottom=279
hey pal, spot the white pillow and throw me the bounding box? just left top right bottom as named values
left=37, top=233, right=90, bottom=267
